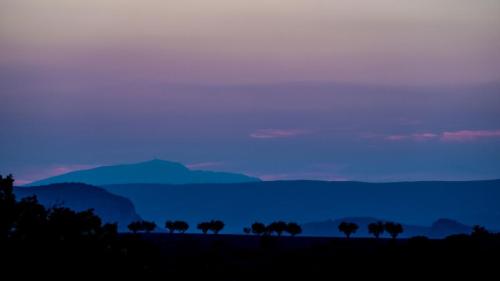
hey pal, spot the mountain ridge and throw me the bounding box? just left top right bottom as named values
left=27, top=159, right=260, bottom=186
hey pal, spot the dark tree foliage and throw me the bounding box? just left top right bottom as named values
left=197, top=220, right=224, bottom=234
left=243, top=227, right=251, bottom=234
left=172, top=220, right=189, bottom=233
left=0, top=175, right=16, bottom=238
left=165, top=220, right=176, bottom=233
left=368, top=221, right=385, bottom=239
left=0, top=174, right=159, bottom=275
left=209, top=220, right=225, bottom=234
left=128, top=220, right=156, bottom=233
left=471, top=225, right=489, bottom=238
left=268, top=221, right=288, bottom=236
left=251, top=222, right=267, bottom=235
left=197, top=222, right=211, bottom=234
left=338, top=222, right=359, bottom=238
left=385, top=222, right=404, bottom=239
left=285, top=222, right=302, bottom=237
left=166, top=220, right=189, bottom=234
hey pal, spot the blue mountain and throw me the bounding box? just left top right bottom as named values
left=28, top=159, right=260, bottom=186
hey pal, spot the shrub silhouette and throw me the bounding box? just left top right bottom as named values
left=385, top=222, right=403, bottom=239
left=197, top=220, right=224, bottom=234
left=165, top=220, right=176, bottom=233
left=174, top=221, right=189, bottom=233
left=338, top=222, right=358, bottom=238
left=128, top=221, right=142, bottom=233
left=165, top=220, right=189, bottom=234
left=209, top=220, right=225, bottom=234
left=286, top=222, right=302, bottom=236
left=268, top=221, right=288, bottom=236
left=251, top=222, right=266, bottom=235
left=368, top=221, right=385, bottom=238
left=243, top=227, right=251, bottom=234
left=471, top=225, right=489, bottom=238
left=197, top=222, right=210, bottom=234
left=143, top=221, right=156, bottom=233
left=128, top=220, right=156, bottom=233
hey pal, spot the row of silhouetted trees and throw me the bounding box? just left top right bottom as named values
left=125, top=218, right=492, bottom=239
left=126, top=219, right=404, bottom=239
left=127, top=219, right=226, bottom=234
left=338, top=221, right=404, bottom=239
left=126, top=220, right=303, bottom=236
left=244, top=221, right=302, bottom=236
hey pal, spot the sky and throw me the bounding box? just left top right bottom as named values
left=1, top=0, right=500, bottom=183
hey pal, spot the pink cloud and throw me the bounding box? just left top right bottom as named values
left=385, top=135, right=408, bottom=141
left=385, top=133, right=437, bottom=142
left=383, top=129, right=500, bottom=143
left=412, top=133, right=438, bottom=141
left=250, top=129, right=308, bottom=139
left=440, top=130, right=500, bottom=142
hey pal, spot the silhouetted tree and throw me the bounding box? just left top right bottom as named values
left=14, top=195, right=48, bottom=238
left=128, top=220, right=155, bottom=233
left=243, top=227, right=251, bottom=234
left=48, top=207, right=84, bottom=239
left=197, top=222, right=210, bottom=234
left=286, top=222, right=302, bottom=237
left=368, top=221, right=385, bottom=239
left=77, top=208, right=103, bottom=236
left=338, top=222, right=358, bottom=238
left=0, top=174, right=167, bottom=274
left=471, top=225, right=489, bottom=238
left=128, top=221, right=142, bottom=234
left=100, top=223, right=118, bottom=239
left=0, top=174, right=16, bottom=238
left=166, top=220, right=189, bottom=234
left=385, top=222, right=403, bottom=239
left=251, top=222, right=266, bottom=236
left=209, top=220, right=225, bottom=234
left=165, top=220, right=176, bottom=233
left=174, top=220, right=189, bottom=233
left=143, top=221, right=156, bottom=233
left=268, top=221, right=287, bottom=236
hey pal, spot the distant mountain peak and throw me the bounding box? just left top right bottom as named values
left=28, top=159, right=260, bottom=186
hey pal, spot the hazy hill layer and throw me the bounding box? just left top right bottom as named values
left=100, top=180, right=500, bottom=233
left=15, top=183, right=141, bottom=230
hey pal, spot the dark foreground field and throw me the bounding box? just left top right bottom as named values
left=2, top=175, right=499, bottom=278
left=4, top=233, right=499, bottom=278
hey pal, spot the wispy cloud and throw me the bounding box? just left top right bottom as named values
left=250, top=129, right=308, bottom=139
left=383, top=129, right=500, bottom=143
left=441, top=130, right=500, bottom=142
left=385, top=133, right=438, bottom=142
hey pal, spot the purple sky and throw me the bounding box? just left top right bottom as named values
left=1, top=0, right=500, bottom=183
